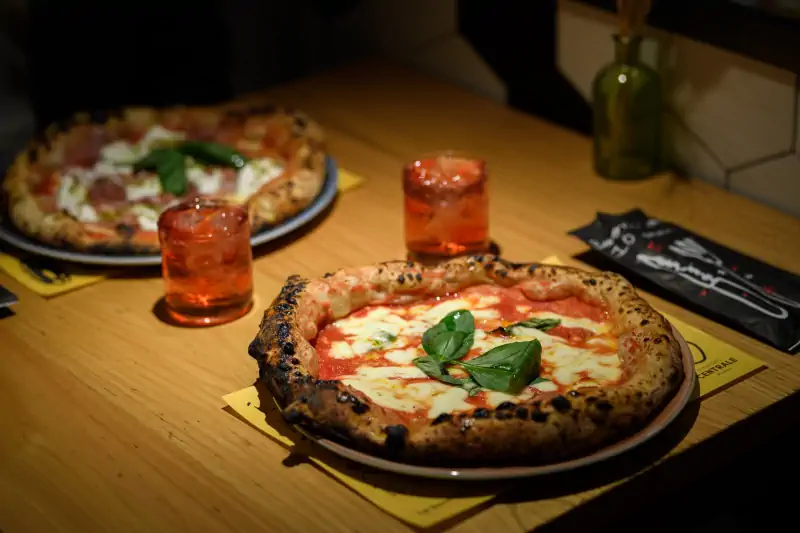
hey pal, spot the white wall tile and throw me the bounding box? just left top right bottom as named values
left=668, top=36, right=796, bottom=169
left=556, top=0, right=665, bottom=102
left=665, top=113, right=727, bottom=187
left=729, top=155, right=800, bottom=218
left=404, top=35, right=507, bottom=103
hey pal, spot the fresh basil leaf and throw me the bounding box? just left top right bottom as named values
left=156, top=151, right=188, bottom=196
left=422, top=310, right=475, bottom=362
left=459, top=340, right=542, bottom=394
left=493, top=317, right=561, bottom=336
left=443, top=309, right=475, bottom=334
left=413, top=356, right=468, bottom=386
left=462, top=379, right=483, bottom=396
left=517, top=317, right=561, bottom=331
left=178, top=141, right=249, bottom=169
left=133, top=148, right=174, bottom=172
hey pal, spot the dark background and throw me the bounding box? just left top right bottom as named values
left=14, top=0, right=800, bottom=132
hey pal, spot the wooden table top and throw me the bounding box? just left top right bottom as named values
left=2, top=61, right=800, bottom=533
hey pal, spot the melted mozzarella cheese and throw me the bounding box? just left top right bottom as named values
left=129, top=204, right=160, bottom=232
left=100, top=141, right=138, bottom=164
left=236, top=158, right=284, bottom=199
left=55, top=175, right=88, bottom=218
left=342, top=366, right=473, bottom=417
left=384, top=347, right=419, bottom=364
left=324, top=292, right=622, bottom=418
left=125, top=176, right=162, bottom=201
left=187, top=166, right=223, bottom=195
left=138, top=125, right=185, bottom=152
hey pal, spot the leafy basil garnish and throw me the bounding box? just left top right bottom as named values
left=413, top=356, right=484, bottom=396
left=458, top=341, right=542, bottom=395
left=133, top=141, right=250, bottom=196
left=414, top=310, right=545, bottom=395
left=492, top=317, right=561, bottom=336
left=422, top=310, right=475, bottom=363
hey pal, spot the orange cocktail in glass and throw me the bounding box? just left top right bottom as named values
left=158, top=198, right=253, bottom=326
left=403, top=152, right=489, bottom=258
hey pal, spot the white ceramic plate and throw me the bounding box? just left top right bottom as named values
left=0, top=157, right=338, bottom=266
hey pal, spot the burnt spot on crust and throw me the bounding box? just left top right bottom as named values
left=405, top=273, right=414, bottom=282
left=406, top=260, right=414, bottom=267
left=283, top=409, right=306, bottom=424
left=431, top=413, right=452, bottom=426
left=248, top=338, right=266, bottom=360
left=583, top=278, right=598, bottom=286
left=315, top=380, right=339, bottom=389
left=336, top=392, right=351, bottom=403
left=497, top=269, right=508, bottom=278
left=495, top=410, right=513, bottom=420
left=323, top=272, right=335, bottom=278
left=496, top=402, right=516, bottom=411
left=282, top=342, right=296, bottom=356
left=551, top=396, right=571, bottom=413
left=396, top=274, right=405, bottom=284
left=515, top=407, right=529, bottom=419
left=415, top=273, right=423, bottom=282
left=640, top=319, right=650, bottom=326
left=531, top=408, right=549, bottom=423
left=115, top=223, right=136, bottom=239
left=351, top=401, right=369, bottom=415
left=473, top=408, right=491, bottom=419
left=384, top=425, right=409, bottom=451
left=277, top=361, right=290, bottom=371
left=290, top=357, right=300, bottom=365
left=528, top=264, right=538, bottom=273
left=595, top=400, right=614, bottom=411
left=276, top=323, right=291, bottom=342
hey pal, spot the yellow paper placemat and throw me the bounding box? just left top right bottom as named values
left=0, top=253, right=107, bottom=297
left=0, top=167, right=366, bottom=297
left=223, top=386, right=494, bottom=528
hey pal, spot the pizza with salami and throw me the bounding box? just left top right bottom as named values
left=249, top=255, right=685, bottom=465
left=2, top=102, right=326, bottom=253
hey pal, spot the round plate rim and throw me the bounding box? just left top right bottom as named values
left=0, top=157, right=339, bottom=266
left=299, top=323, right=697, bottom=480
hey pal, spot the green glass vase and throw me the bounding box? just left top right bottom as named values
left=592, top=34, right=662, bottom=181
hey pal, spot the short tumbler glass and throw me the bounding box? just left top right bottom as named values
left=403, top=151, right=490, bottom=259
left=158, top=198, right=254, bottom=326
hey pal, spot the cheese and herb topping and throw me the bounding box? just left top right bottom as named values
left=50, top=123, right=287, bottom=232
left=315, top=285, right=620, bottom=422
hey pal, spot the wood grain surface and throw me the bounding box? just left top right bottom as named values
left=2, top=61, right=800, bottom=533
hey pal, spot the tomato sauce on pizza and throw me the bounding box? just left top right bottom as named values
left=314, top=285, right=620, bottom=426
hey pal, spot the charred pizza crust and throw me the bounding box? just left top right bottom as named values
left=249, top=255, right=685, bottom=466
left=2, top=101, right=326, bottom=254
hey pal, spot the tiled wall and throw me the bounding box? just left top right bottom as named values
left=335, top=0, right=799, bottom=219
left=556, top=0, right=800, bottom=218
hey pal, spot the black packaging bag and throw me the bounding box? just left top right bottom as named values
left=570, top=209, right=800, bottom=355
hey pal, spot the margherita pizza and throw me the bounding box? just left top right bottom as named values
left=3, top=102, right=325, bottom=253
left=249, top=256, right=685, bottom=465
